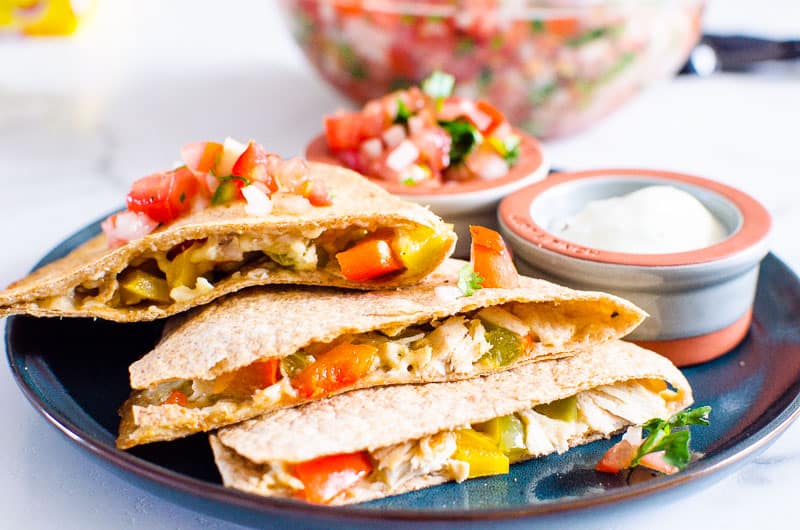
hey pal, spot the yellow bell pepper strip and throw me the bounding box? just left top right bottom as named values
left=452, top=429, right=510, bottom=478
left=118, top=269, right=171, bottom=305
left=294, top=452, right=373, bottom=504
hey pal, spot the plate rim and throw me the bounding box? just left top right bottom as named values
left=5, top=218, right=800, bottom=523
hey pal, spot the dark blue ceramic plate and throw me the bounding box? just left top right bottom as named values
left=6, top=220, right=800, bottom=529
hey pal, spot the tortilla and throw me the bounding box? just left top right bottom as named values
left=117, top=259, right=645, bottom=448
left=0, top=162, right=455, bottom=322
left=211, top=341, right=692, bottom=505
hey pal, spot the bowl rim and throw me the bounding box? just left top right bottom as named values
left=498, top=168, right=771, bottom=267
left=305, top=129, right=547, bottom=198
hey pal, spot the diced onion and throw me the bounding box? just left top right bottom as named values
left=407, top=115, right=425, bottom=137
left=434, top=285, right=462, bottom=303
left=271, top=191, right=312, bottom=215
left=382, top=124, right=407, bottom=148
left=468, top=151, right=509, bottom=180
left=241, top=184, right=273, bottom=216
left=101, top=211, right=159, bottom=247
left=386, top=140, right=420, bottom=171
left=360, top=138, right=384, bottom=160
left=216, top=137, right=248, bottom=177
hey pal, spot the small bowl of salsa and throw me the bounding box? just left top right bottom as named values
left=306, top=71, right=549, bottom=257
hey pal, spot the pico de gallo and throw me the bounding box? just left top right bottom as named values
left=322, top=71, right=523, bottom=186
left=596, top=405, right=711, bottom=476
left=102, top=138, right=332, bottom=248
left=285, top=0, right=703, bottom=138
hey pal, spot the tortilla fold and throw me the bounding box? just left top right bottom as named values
left=0, top=163, right=455, bottom=322
left=117, top=259, right=645, bottom=448
left=211, top=341, right=692, bottom=505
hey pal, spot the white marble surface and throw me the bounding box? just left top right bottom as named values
left=1, top=1, right=798, bottom=528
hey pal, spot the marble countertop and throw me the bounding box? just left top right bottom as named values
left=1, top=1, right=798, bottom=528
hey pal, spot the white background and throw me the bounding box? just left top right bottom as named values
left=1, top=1, right=798, bottom=528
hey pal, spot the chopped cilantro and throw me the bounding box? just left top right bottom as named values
left=565, top=27, right=609, bottom=47
left=421, top=70, right=455, bottom=101
left=439, top=119, right=482, bottom=164
left=490, top=34, right=504, bottom=50
left=456, top=37, right=476, bottom=55
left=339, top=44, right=368, bottom=80
left=567, top=24, right=624, bottom=47
left=179, top=192, right=186, bottom=204
left=457, top=264, right=484, bottom=296
left=402, top=176, right=417, bottom=186
left=478, top=66, right=493, bottom=90
left=631, top=406, right=712, bottom=470
left=530, top=19, right=545, bottom=33
left=530, top=82, right=557, bottom=105
left=394, top=98, right=412, bottom=125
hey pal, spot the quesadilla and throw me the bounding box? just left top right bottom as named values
left=210, top=341, right=692, bottom=505
left=117, top=259, right=645, bottom=448
left=0, top=161, right=455, bottom=322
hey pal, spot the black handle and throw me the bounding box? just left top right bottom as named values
left=680, top=34, right=800, bottom=75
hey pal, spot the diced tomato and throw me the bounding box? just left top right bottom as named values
left=411, top=126, right=451, bottom=171
left=439, top=97, right=493, bottom=132
left=388, top=45, right=417, bottom=79
left=335, top=148, right=370, bottom=175
left=181, top=141, right=223, bottom=174
left=324, top=113, right=364, bottom=151
left=291, top=343, right=378, bottom=399
left=476, top=100, right=508, bottom=135
left=469, top=225, right=520, bottom=289
left=595, top=439, right=637, bottom=473
left=324, top=111, right=384, bottom=152
left=336, top=237, right=405, bottom=281
left=639, top=451, right=680, bottom=475
left=293, top=451, right=373, bottom=504
left=164, top=390, right=188, bottom=406
left=546, top=17, right=579, bottom=38
left=305, top=179, right=333, bottom=206
left=232, top=140, right=279, bottom=193
left=126, top=167, right=198, bottom=224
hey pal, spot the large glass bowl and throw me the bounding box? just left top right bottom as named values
left=282, top=0, right=704, bottom=138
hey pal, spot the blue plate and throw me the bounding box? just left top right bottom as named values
left=6, top=219, right=800, bottom=529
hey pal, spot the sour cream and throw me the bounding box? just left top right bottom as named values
left=551, top=185, right=728, bottom=254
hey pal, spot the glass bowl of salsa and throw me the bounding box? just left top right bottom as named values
left=281, top=0, right=705, bottom=139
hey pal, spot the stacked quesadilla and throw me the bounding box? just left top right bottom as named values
left=2, top=140, right=696, bottom=506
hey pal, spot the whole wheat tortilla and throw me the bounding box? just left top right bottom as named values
left=117, top=260, right=645, bottom=448
left=0, top=163, right=455, bottom=322
left=211, top=341, right=692, bottom=505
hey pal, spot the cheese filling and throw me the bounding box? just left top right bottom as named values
left=238, top=380, right=679, bottom=502
left=40, top=225, right=439, bottom=311
left=134, top=302, right=593, bottom=411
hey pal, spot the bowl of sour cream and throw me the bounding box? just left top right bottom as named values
left=498, top=168, right=772, bottom=366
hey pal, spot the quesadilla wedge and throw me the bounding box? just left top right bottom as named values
left=210, top=340, right=692, bottom=505
left=117, top=259, right=645, bottom=449
left=0, top=143, right=455, bottom=322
